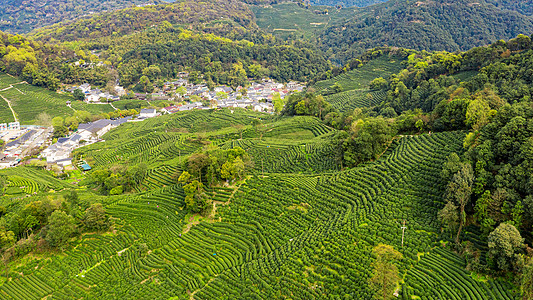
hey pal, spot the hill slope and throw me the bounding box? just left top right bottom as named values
left=0, top=0, right=164, bottom=34
left=319, top=0, right=533, bottom=61
left=1, top=108, right=518, bottom=299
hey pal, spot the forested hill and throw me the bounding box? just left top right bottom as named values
left=27, top=0, right=256, bottom=42
left=318, top=0, right=533, bottom=62
left=485, top=0, right=533, bottom=16
left=0, top=0, right=165, bottom=34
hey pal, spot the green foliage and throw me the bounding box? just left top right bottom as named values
left=369, top=244, right=402, bottom=300
left=487, top=223, right=524, bottom=272
left=319, top=0, right=533, bottom=62
left=522, top=260, right=533, bottom=300
left=83, top=203, right=110, bottom=231
left=343, top=117, right=395, bottom=167
left=44, top=210, right=77, bottom=249
left=282, top=93, right=333, bottom=119
left=72, top=89, right=85, bottom=101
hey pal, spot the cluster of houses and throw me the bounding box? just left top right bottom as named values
left=158, top=79, right=305, bottom=113
left=65, top=76, right=305, bottom=114
left=41, top=117, right=130, bottom=167
left=65, top=83, right=122, bottom=103
left=0, top=122, right=20, bottom=131
left=0, top=126, right=48, bottom=169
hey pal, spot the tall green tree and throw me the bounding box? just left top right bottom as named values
left=487, top=223, right=524, bottom=271
left=369, top=244, right=403, bottom=300
left=83, top=203, right=110, bottom=231
left=446, top=164, right=474, bottom=243
left=45, top=210, right=77, bottom=249
left=522, top=260, right=533, bottom=300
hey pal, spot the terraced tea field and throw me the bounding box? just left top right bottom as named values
left=325, top=88, right=387, bottom=112
left=0, top=122, right=518, bottom=299
left=0, top=108, right=521, bottom=299
left=251, top=3, right=359, bottom=39
left=0, top=73, right=115, bottom=124
left=312, top=56, right=404, bottom=93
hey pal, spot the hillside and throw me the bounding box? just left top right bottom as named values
left=318, top=0, right=533, bottom=62
left=0, top=0, right=164, bottom=34
left=27, top=0, right=256, bottom=42
left=0, top=73, right=116, bottom=124
left=0, top=108, right=520, bottom=299
left=251, top=2, right=359, bottom=40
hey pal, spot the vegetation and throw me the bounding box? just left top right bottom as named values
left=0, top=0, right=164, bottom=34
left=318, top=0, right=533, bottom=62
left=0, top=0, right=533, bottom=296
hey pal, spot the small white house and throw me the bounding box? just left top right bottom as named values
left=139, top=109, right=158, bottom=119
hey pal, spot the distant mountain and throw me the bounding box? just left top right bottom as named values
left=0, top=0, right=165, bottom=34
left=319, top=0, right=533, bottom=62
left=27, top=0, right=256, bottom=42
left=484, top=0, right=533, bottom=16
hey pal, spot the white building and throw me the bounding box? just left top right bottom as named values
left=7, top=122, right=20, bottom=130
left=139, top=109, right=158, bottom=119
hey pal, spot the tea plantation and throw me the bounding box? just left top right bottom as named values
left=0, top=73, right=115, bottom=124
left=0, top=108, right=520, bottom=299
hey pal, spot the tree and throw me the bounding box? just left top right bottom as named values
left=369, top=244, right=402, bottom=300
left=37, top=112, right=52, bottom=126
left=522, top=260, right=533, bottom=300
left=183, top=180, right=208, bottom=213
left=73, top=88, right=85, bottom=101
left=45, top=210, right=76, bottom=249
left=415, top=119, right=424, bottom=132
left=138, top=75, right=153, bottom=93
left=0, top=227, right=15, bottom=278
left=370, top=77, right=388, bottom=90
left=441, top=153, right=462, bottom=181
left=272, top=92, right=284, bottom=113
left=176, top=86, right=187, bottom=98
left=438, top=201, right=459, bottom=236
left=83, top=203, right=109, bottom=231
left=487, top=223, right=524, bottom=271
left=446, top=164, right=474, bottom=243
left=466, top=98, right=491, bottom=130
left=0, top=176, right=5, bottom=196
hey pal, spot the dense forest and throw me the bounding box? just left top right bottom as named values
left=0, top=0, right=164, bottom=34
left=117, top=28, right=331, bottom=87
left=27, top=0, right=255, bottom=42
left=318, top=0, right=533, bottom=62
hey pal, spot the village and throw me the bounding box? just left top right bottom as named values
left=0, top=109, right=159, bottom=170
left=0, top=75, right=305, bottom=171
left=66, top=74, right=305, bottom=113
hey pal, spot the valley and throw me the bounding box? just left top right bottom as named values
left=0, top=0, right=531, bottom=299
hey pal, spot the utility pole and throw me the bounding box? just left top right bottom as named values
left=401, top=220, right=407, bottom=247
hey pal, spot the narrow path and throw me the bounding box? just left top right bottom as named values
left=67, top=104, right=76, bottom=112
left=109, top=102, right=118, bottom=110
left=0, top=93, right=18, bottom=122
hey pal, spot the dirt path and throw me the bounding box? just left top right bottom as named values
left=0, top=93, right=18, bottom=122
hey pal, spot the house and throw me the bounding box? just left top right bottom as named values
left=81, top=163, right=92, bottom=171
left=86, top=93, right=100, bottom=103
left=8, top=122, right=20, bottom=130
left=139, top=109, right=158, bottom=119
left=56, top=158, right=72, bottom=167
left=79, top=83, right=91, bottom=93
left=78, top=119, right=114, bottom=139
left=115, top=86, right=126, bottom=96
